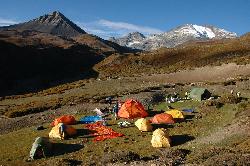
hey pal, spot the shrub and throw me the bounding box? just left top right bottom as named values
left=219, top=94, right=241, bottom=104
left=101, top=151, right=140, bottom=164
left=222, top=80, right=236, bottom=86
left=151, top=92, right=166, bottom=103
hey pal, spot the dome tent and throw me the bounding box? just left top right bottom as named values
left=151, top=128, right=171, bottom=148
left=49, top=123, right=77, bottom=140
left=189, top=88, right=211, bottom=101
left=29, top=137, right=52, bottom=160
left=51, top=115, right=77, bottom=126
left=118, top=99, right=148, bottom=119
left=165, top=109, right=185, bottom=119
left=150, top=113, right=175, bottom=124
left=135, top=118, right=153, bottom=132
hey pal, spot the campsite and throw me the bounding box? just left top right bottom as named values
left=0, top=64, right=250, bottom=165
left=0, top=1, right=250, bottom=165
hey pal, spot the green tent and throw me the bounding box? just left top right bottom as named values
left=29, top=137, right=52, bottom=160
left=189, top=88, right=211, bottom=101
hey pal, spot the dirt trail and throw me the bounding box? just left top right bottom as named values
left=144, top=63, right=250, bottom=83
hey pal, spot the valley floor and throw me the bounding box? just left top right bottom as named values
left=0, top=63, right=250, bottom=165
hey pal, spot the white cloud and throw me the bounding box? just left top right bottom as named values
left=0, top=18, right=18, bottom=26
left=98, top=19, right=163, bottom=34
left=76, top=19, right=163, bottom=39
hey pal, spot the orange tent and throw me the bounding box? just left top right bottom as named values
left=51, top=115, right=77, bottom=126
left=118, top=99, right=148, bottom=119
left=150, top=113, right=175, bottom=124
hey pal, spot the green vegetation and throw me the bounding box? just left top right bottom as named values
left=1, top=97, right=249, bottom=165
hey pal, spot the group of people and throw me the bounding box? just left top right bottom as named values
left=165, top=92, right=190, bottom=103
left=230, top=89, right=241, bottom=98
left=105, top=96, right=121, bottom=120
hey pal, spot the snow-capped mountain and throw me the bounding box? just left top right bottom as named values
left=110, top=32, right=146, bottom=49
left=110, top=24, right=237, bottom=50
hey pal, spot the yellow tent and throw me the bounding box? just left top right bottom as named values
left=135, top=118, right=153, bottom=132
left=165, top=109, right=184, bottom=119
left=49, top=123, right=77, bottom=140
left=151, top=128, right=171, bottom=148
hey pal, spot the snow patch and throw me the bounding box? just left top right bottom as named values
left=127, top=41, right=141, bottom=46
left=192, top=25, right=215, bottom=38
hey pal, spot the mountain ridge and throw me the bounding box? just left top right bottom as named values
left=110, top=24, right=237, bottom=50
left=0, top=11, right=86, bottom=38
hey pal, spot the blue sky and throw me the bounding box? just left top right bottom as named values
left=0, top=0, right=249, bottom=38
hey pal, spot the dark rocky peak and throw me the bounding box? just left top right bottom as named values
left=2, top=11, right=86, bottom=38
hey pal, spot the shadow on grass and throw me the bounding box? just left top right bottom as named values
left=76, top=129, right=96, bottom=138
left=184, top=115, right=195, bottom=120
left=170, top=134, right=195, bottom=146
left=148, top=110, right=165, bottom=117
left=52, top=143, right=84, bottom=156
left=152, top=124, right=174, bottom=130
left=59, top=159, right=82, bottom=166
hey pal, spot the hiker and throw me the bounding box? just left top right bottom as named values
left=59, top=123, right=66, bottom=140
left=105, top=96, right=113, bottom=106
left=173, top=92, right=178, bottom=98
left=230, top=89, right=234, bottom=95
left=185, top=91, right=189, bottom=99
left=237, top=91, right=241, bottom=98
left=113, top=101, right=119, bottom=120
left=166, top=94, right=171, bottom=103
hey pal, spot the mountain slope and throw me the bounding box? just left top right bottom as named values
left=110, top=24, right=237, bottom=50
left=0, top=11, right=133, bottom=54
left=0, top=30, right=103, bottom=96
left=1, top=11, right=86, bottom=38
left=96, top=33, right=250, bottom=77
left=0, top=11, right=135, bottom=95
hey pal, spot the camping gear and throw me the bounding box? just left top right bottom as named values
left=135, top=118, right=153, bottom=132
left=49, top=123, right=77, bottom=140
left=150, top=113, right=175, bottom=124
left=165, top=109, right=185, bottom=119
left=117, top=121, right=131, bottom=128
left=51, top=115, right=77, bottom=126
left=92, top=108, right=104, bottom=116
left=118, top=99, right=148, bottom=119
left=85, top=122, right=124, bottom=142
left=29, top=137, right=52, bottom=160
left=151, top=128, right=171, bottom=148
left=182, top=109, right=194, bottom=113
left=189, top=88, right=211, bottom=101
left=79, top=115, right=103, bottom=124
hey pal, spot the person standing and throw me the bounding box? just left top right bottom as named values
left=113, top=101, right=119, bottom=120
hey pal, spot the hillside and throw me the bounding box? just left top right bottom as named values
left=96, top=33, right=250, bottom=77
left=0, top=11, right=134, bottom=96
left=0, top=30, right=104, bottom=96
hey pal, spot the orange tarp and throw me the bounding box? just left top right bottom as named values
left=85, top=122, right=124, bottom=142
left=51, top=115, right=77, bottom=126
left=118, top=99, right=148, bottom=119
left=150, top=113, right=175, bottom=124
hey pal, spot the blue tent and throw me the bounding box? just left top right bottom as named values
left=79, top=116, right=102, bottom=124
